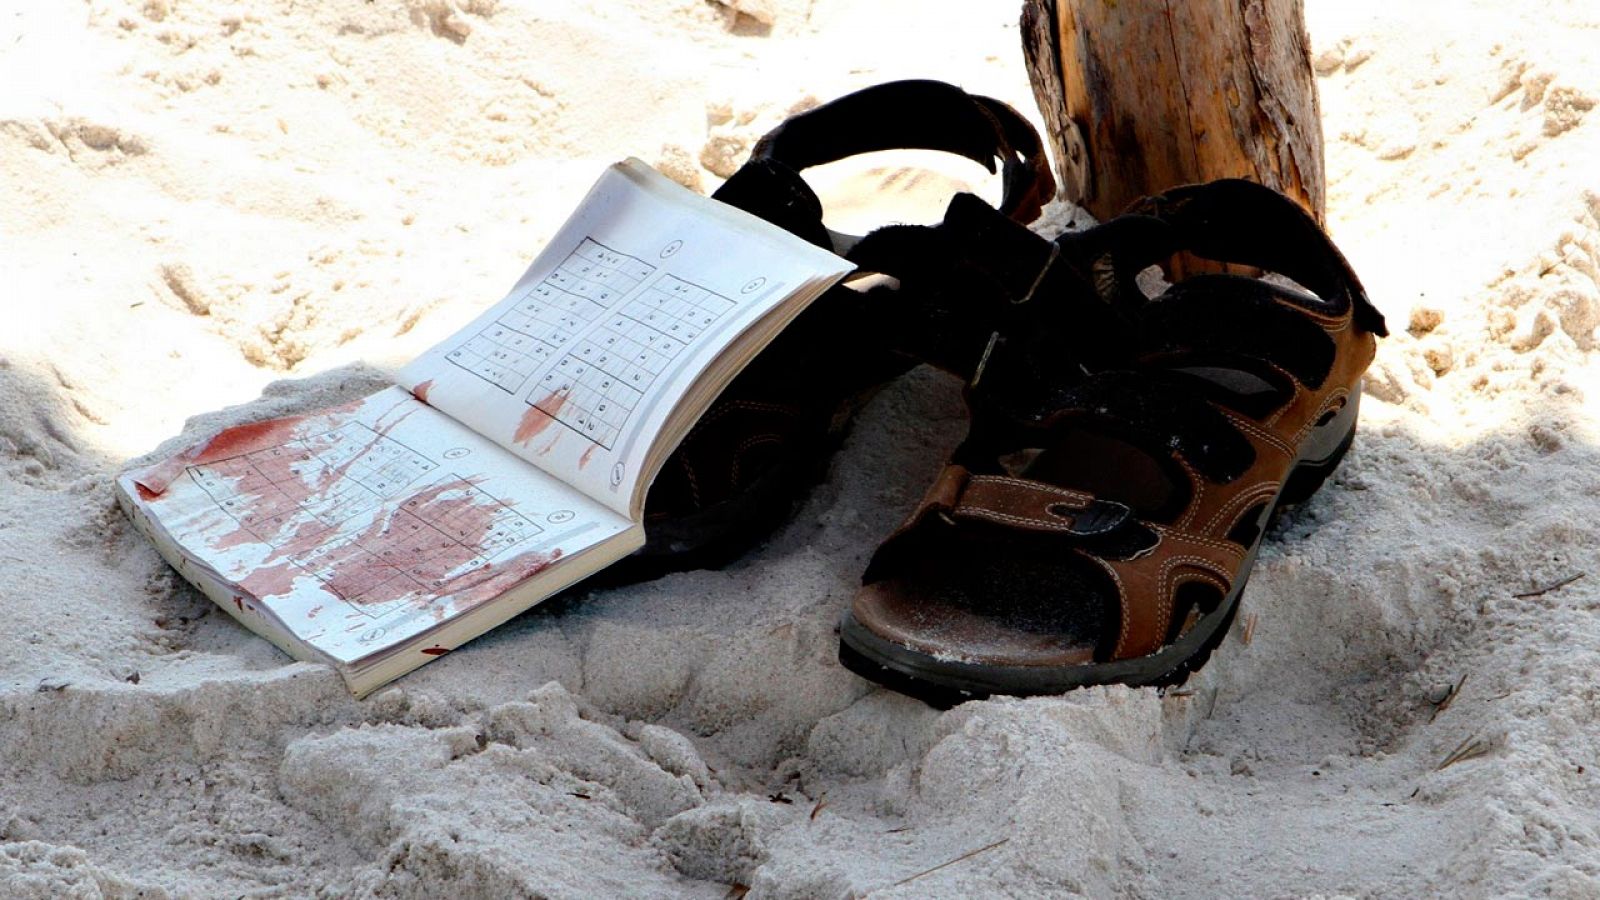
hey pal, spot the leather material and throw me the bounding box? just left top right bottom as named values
left=851, top=179, right=1384, bottom=670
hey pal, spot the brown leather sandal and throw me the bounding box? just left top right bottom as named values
left=609, top=80, right=1054, bottom=582
left=837, top=180, right=1387, bottom=705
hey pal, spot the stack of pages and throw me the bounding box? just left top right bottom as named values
left=118, top=160, right=852, bottom=695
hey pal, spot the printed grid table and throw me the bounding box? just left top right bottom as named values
left=186, top=423, right=544, bottom=617
left=446, top=239, right=657, bottom=394
left=529, top=275, right=739, bottom=449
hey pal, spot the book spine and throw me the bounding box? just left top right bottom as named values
left=114, top=478, right=348, bottom=682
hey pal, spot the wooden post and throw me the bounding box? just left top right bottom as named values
left=1021, top=0, right=1326, bottom=224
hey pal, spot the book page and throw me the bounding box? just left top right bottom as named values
left=122, top=387, right=632, bottom=665
left=396, top=159, right=851, bottom=518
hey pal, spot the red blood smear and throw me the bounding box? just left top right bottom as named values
left=237, top=560, right=301, bottom=600
left=514, top=391, right=567, bottom=445
left=579, top=444, right=597, bottom=470
left=205, top=451, right=340, bottom=554
left=131, top=413, right=313, bottom=498
left=420, top=646, right=449, bottom=656
left=202, top=396, right=419, bottom=555
left=129, top=398, right=363, bottom=498
left=411, top=380, right=434, bottom=405
left=148, top=394, right=573, bottom=632
left=239, top=478, right=564, bottom=627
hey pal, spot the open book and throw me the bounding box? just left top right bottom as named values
left=117, top=160, right=852, bottom=696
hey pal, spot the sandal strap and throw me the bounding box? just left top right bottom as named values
left=846, top=193, right=1070, bottom=377
left=863, top=464, right=1155, bottom=584
left=847, top=178, right=1388, bottom=383
left=1092, top=526, right=1245, bottom=660
left=1109, top=179, right=1387, bottom=337
left=712, top=80, right=1055, bottom=257
left=1136, top=274, right=1338, bottom=389
left=932, top=466, right=1133, bottom=536
left=966, top=367, right=1258, bottom=485
left=863, top=465, right=1244, bottom=662
left=712, top=159, right=832, bottom=249
left=749, top=80, right=1055, bottom=224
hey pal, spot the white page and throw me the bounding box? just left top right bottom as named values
left=123, top=387, right=630, bottom=665
left=396, top=159, right=851, bottom=518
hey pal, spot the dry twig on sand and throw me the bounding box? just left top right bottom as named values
left=1513, top=572, right=1586, bottom=599
left=879, top=838, right=1010, bottom=891
left=1429, top=672, right=1469, bottom=722
left=1437, top=735, right=1491, bottom=770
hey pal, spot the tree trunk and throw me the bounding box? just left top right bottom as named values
left=1021, top=0, right=1325, bottom=225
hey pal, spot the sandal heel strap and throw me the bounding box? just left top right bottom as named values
left=748, top=79, right=1055, bottom=223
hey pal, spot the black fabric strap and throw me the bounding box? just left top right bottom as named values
left=969, top=367, right=1259, bottom=485
left=1118, top=179, right=1388, bottom=337
left=850, top=193, right=1055, bottom=299
left=748, top=80, right=1055, bottom=223
left=1138, top=274, right=1338, bottom=389
left=845, top=178, right=1385, bottom=389
left=711, top=159, right=832, bottom=249
left=846, top=193, right=1073, bottom=377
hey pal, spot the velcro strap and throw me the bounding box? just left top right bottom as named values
left=849, top=193, right=1056, bottom=298
left=860, top=465, right=1142, bottom=585
left=846, top=196, right=1066, bottom=377
left=952, top=475, right=1131, bottom=536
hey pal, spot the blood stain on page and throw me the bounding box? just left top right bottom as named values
left=131, top=413, right=314, bottom=498
left=411, top=380, right=434, bottom=404
left=238, top=478, right=559, bottom=623
left=199, top=417, right=311, bottom=460
left=420, top=646, right=449, bottom=656
left=237, top=559, right=303, bottom=600
left=579, top=444, right=597, bottom=470
left=193, top=394, right=438, bottom=557
left=204, top=451, right=338, bottom=553
left=514, top=390, right=567, bottom=445
left=128, top=397, right=365, bottom=498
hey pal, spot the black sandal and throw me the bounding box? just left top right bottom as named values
left=611, top=80, right=1056, bottom=580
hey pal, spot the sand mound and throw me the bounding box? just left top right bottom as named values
left=5, top=0, right=1600, bottom=895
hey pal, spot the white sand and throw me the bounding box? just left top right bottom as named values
left=4, top=0, right=1600, bottom=895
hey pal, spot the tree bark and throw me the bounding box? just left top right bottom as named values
left=1021, top=0, right=1325, bottom=224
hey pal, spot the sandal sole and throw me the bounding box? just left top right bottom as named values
left=838, top=388, right=1362, bottom=707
